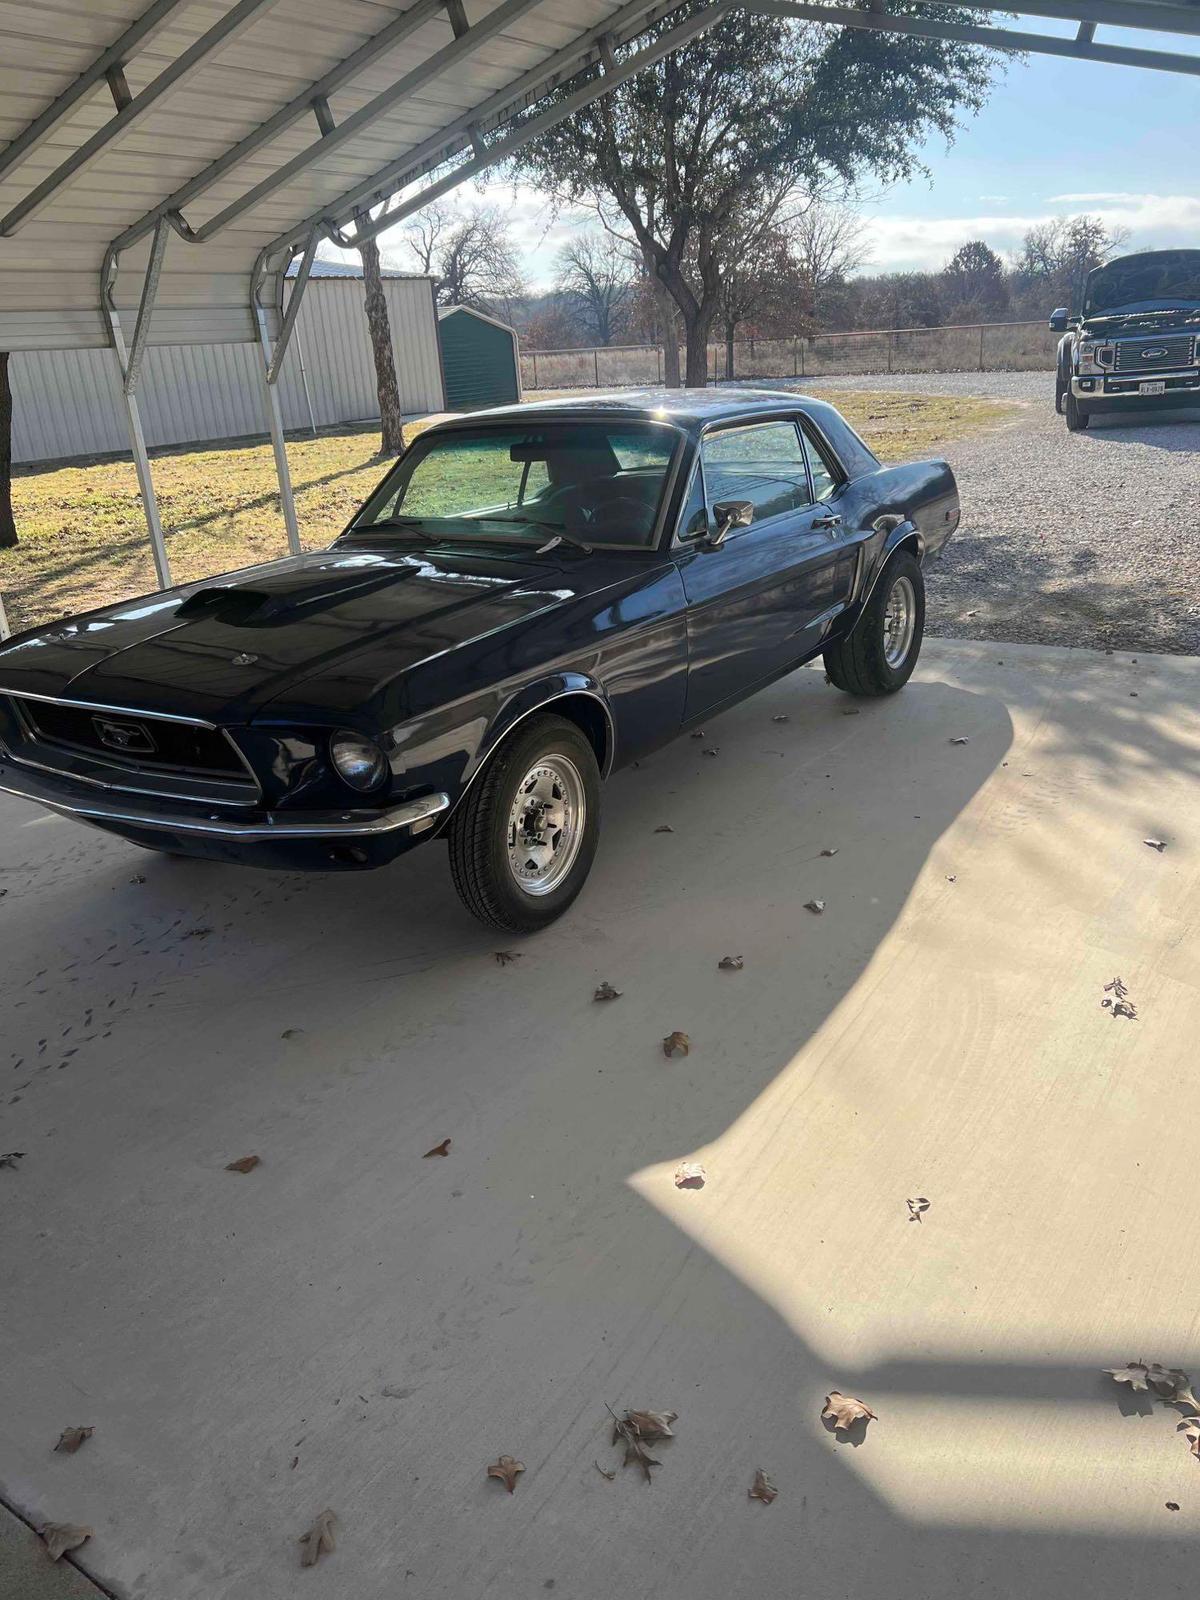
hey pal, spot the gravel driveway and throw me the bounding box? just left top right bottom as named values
left=762, top=370, right=1200, bottom=654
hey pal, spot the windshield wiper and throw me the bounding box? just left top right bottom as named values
left=534, top=531, right=593, bottom=556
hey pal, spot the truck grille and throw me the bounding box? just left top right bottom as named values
left=1113, top=335, right=1195, bottom=373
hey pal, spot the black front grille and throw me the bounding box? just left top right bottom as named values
left=1113, top=335, right=1194, bottom=373
left=13, top=699, right=245, bottom=778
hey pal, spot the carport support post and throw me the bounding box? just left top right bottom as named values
left=254, top=306, right=301, bottom=556
left=108, top=310, right=172, bottom=591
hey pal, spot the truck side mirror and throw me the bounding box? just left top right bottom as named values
left=1048, top=308, right=1069, bottom=333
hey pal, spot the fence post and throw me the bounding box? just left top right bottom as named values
left=594, top=348, right=600, bottom=387
left=800, top=340, right=805, bottom=378
left=979, top=325, right=986, bottom=371
left=792, top=336, right=798, bottom=378
left=656, top=345, right=662, bottom=383
left=532, top=349, right=538, bottom=389
left=887, top=333, right=893, bottom=374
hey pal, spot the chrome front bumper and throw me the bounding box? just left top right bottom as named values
left=1072, top=372, right=1200, bottom=398
left=0, top=756, right=449, bottom=842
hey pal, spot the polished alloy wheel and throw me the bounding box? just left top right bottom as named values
left=882, top=574, right=916, bottom=668
left=506, top=754, right=586, bottom=896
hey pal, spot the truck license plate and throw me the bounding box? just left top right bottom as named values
left=1139, top=380, right=1166, bottom=395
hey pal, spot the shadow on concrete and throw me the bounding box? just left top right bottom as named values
left=1, top=654, right=1197, bottom=1597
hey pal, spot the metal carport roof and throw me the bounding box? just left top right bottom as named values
left=1, top=0, right=1199, bottom=593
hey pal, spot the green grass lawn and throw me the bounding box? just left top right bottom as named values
left=0, top=390, right=1017, bottom=634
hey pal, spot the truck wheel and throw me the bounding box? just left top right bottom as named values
left=823, top=550, right=925, bottom=697
left=447, top=714, right=601, bottom=933
left=1064, top=390, right=1090, bottom=431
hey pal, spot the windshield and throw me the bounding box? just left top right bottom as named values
left=350, top=420, right=681, bottom=550
left=1085, top=253, right=1200, bottom=315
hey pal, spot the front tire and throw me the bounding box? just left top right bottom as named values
left=1065, top=389, right=1091, bottom=431
left=447, top=714, right=601, bottom=933
left=824, top=550, right=925, bottom=697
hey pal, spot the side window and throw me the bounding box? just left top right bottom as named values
left=701, top=420, right=810, bottom=526
left=799, top=422, right=841, bottom=503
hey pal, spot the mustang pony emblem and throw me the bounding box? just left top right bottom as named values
left=92, top=716, right=156, bottom=754
left=230, top=652, right=259, bottom=665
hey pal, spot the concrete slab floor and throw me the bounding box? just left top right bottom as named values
left=1, top=639, right=1197, bottom=1600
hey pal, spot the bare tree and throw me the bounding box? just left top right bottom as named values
left=717, top=228, right=813, bottom=378
left=402, top=204, right=525, bottom=316
left=353, top=216, right=406, bottom=456
left=0, top=352, right=15, bottom=547
left=554, top=232, right=633, bottom=345
left=791, top=202, right=871, bottom=311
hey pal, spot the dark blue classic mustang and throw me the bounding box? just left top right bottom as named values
left=0, top=390, right=959, bottom=930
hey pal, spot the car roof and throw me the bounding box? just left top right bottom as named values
left=435, top=386, right=831, bottom=434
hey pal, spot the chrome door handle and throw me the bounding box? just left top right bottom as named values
left=813, top=513, right=842, bottom=532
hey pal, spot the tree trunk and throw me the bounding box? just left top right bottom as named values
left=724, top=320, right=736, bottom=381
left=683, top=314, right=711, bottom=389
left=0, top=352, right=15, bottom=548
left=357, top=229, right=406, bottom=456
left=654, top=278, right=681, bottom=388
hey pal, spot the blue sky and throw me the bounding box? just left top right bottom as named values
left=375, top=12, right=1200, bottom=287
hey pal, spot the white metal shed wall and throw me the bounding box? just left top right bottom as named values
left=9, top=276, right=445, bottom=464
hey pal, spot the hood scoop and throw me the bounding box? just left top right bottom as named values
left=174, top=566, right=418, bottom=628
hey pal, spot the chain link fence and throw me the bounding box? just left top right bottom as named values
left=522, top=319, right=1058, bottom=391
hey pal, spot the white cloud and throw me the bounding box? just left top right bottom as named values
left=860, top=193, right=1200, bottom=273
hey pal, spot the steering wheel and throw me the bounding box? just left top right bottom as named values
left=573, top=492, right=654, bottom=536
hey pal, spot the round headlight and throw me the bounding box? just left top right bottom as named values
left=330, top=731, right=388, bottom=792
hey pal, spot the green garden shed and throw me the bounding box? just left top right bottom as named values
left=437, top=305, right=522, bottom=410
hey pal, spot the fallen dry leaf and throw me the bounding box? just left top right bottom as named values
left=39, top=1523, right=93, bottom=1562
left=771, top=714, right=789, bottom=723
left=280, top=1028, right=304, bottom=1040
left=594, top=1459, right=617, bottom=1480
left=949, top=736, right=970, bottom=745
left=53, top=1427, right=93, bottom=1455
left=593, top=982, right=622, bottom=1002
left=1178, top=1418, right=1200, bottom=1459
left=804, top=899, right=825, bottom=915
left=487, top=1455, right=525, bottom=1493
left=749, top=1468, right=778, bottom=1504
left=820, top=847, right=838, bottom=857
left=662, top=1031, right=690, bottom=1058
left=0, top=1151, right=24, bottom=1170
left=609, top=1407, right=676, bottom=1483
left=822, top=1391, right=877, bottom=1432
left=129, top=874, right=146, bottom=884
left=946, top=874, right=957, bottom=882
left=225, top=1154, right=260, bottom=1174
left=1167, top=1500, right=1181, bottom=1510
left=1143, top=838, right=1167, bottom=852
left=842, top=707, right=860, bottom=716
left=690, top=730, right=706, bottom=739
left=673, top=1161, right=706, bottom=1189
left=717, top=955, right=743, bottom=971
left=494, top=950, right=521, bottom=965
left=701, top=747, right=719, bottom=757
left=906, top=1197, right=930, bottom=1223
left=654, top=824, right=674, bottom=833
left=1105, top=1361, right=1151, bottom=1392
left=423, top=1139, right=451, bottom=1158
left=298, top=1509, right=337, bottom=1567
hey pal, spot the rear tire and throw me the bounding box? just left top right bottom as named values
left=823, top=550, right=925, bottom=697
left=447, top=714, right=601, bottom=933
left=1065, top=389, right=1091, bottom=431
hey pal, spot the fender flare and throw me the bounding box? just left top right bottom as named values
left=861, top=520, right=922, bottom=609
left=444, top=674, right=617, bottom=824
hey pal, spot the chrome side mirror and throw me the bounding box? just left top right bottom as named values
left=706, top=499, right=754, bottom=547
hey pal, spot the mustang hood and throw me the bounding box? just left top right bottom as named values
left=0, top=544, right=569, bottom=723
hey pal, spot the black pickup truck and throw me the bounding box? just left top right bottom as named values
left=1051, top=248, right=1200, bottom=431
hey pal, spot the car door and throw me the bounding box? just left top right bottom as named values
left=677, top=416, right=854, bottom=719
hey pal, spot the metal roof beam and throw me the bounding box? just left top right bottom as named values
left=265, top=0, right=684, bottom=256
left=0, top=0, right=193, bottom=187
left=190, top=0, right=550, bottom=243
left=920, top=0, right=1200, bottom=37
left=108, top=0, right=449, bottom=257
left=746, top=3, right=1200, bottom=75
left=1, top=0, right=283, bottom=237
left=348, top=0, right=740, bottom=248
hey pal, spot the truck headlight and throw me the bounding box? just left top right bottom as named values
left=330, top=731, right=388, bottom=791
